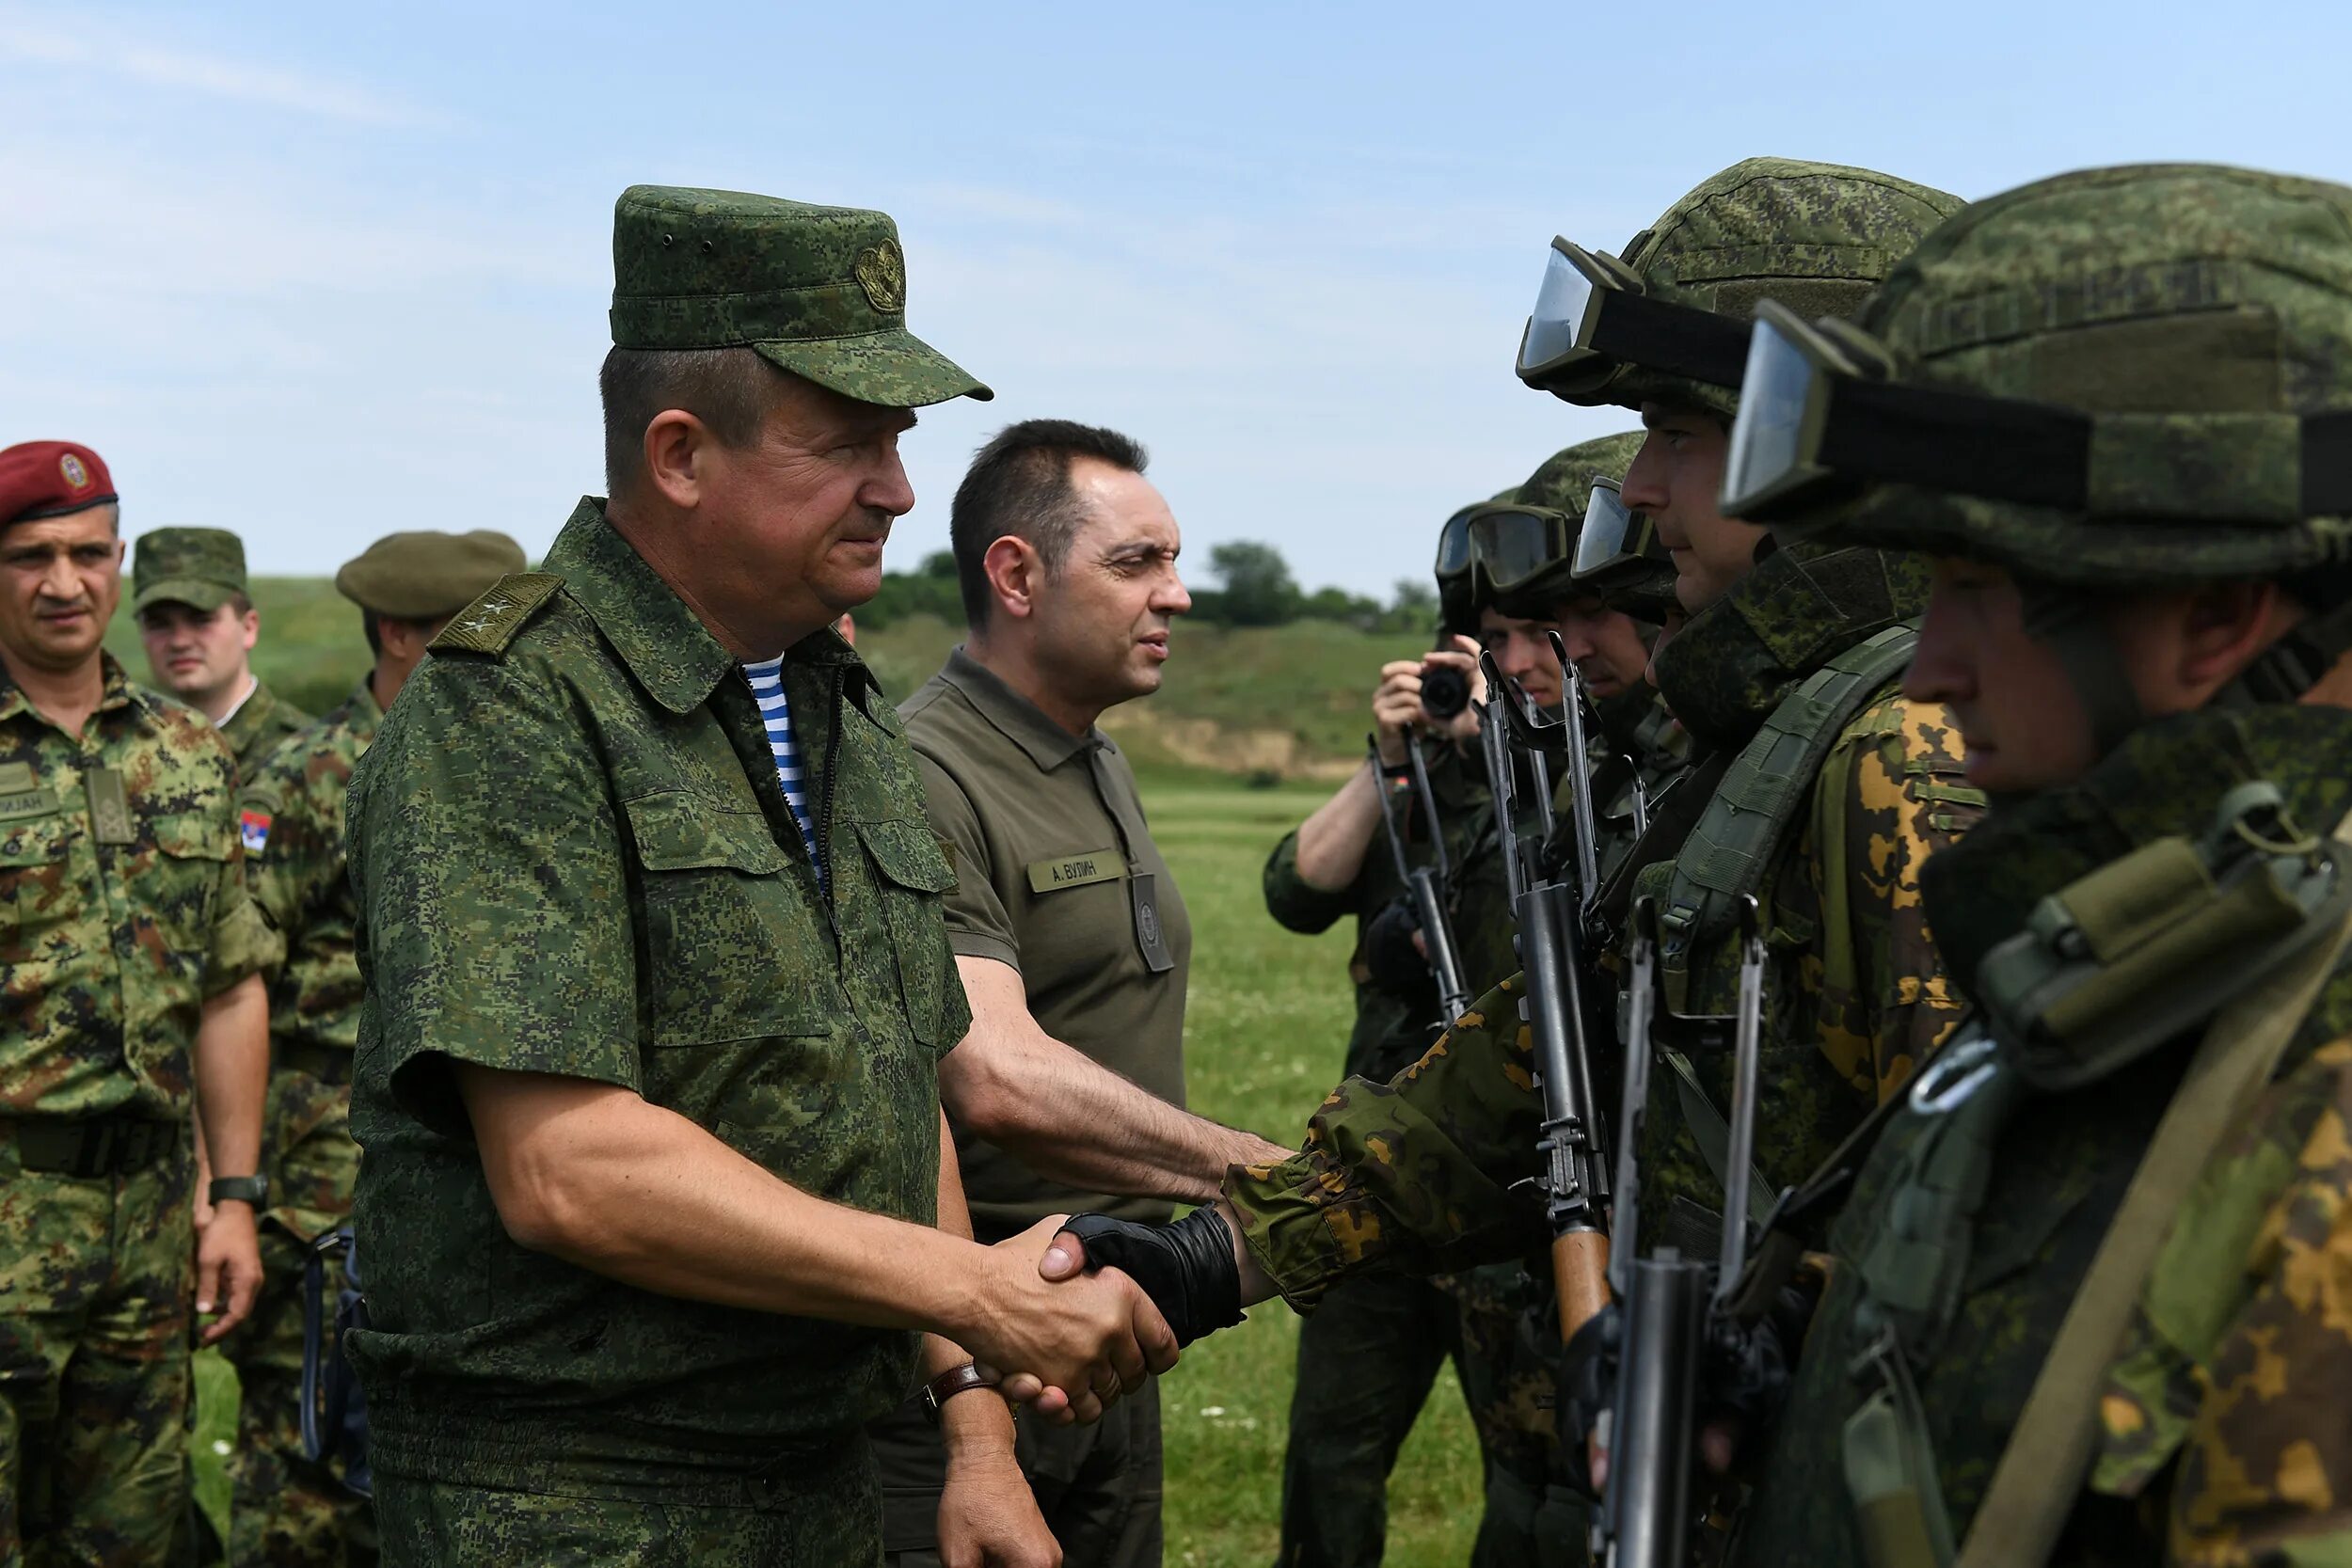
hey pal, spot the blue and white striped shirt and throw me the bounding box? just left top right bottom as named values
left=742, top=657, right=822, bottom=881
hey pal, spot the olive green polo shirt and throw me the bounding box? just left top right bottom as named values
left=344, top=499, right=967, bottom=1497
left=901, top=647, right=1192, bottom=1240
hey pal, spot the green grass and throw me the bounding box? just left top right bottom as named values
left=1152, top=784, right=1483, bottom=1565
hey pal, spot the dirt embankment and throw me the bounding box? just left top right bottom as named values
left=1101, top=706, right=1360, bottom=782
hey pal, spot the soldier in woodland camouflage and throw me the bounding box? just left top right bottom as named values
left=219, top=530, right=525, bottom=1568
left=132, top=527, right=310, bottom=770
left=1724, top=161, right=2352, bottom=1567
left=0, top=441, right=275, bottom=1565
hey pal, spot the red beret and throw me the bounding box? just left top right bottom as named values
left=0, top=441, right=117, bottom=527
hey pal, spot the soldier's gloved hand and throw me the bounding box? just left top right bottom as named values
left=1050, top=1208, right=1245, bottom=1347
left=1362, top=898, right=1438, bottom=1006
left=1697, top=1279, right=1819, bottom=1453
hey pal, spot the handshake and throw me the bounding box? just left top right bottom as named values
left=961, top=1208, right=1248, bottom=1425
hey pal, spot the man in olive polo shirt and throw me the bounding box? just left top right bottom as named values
left=876, top=420, right=1290, bottom=1567
left=132, top=528, right=310, bottom=769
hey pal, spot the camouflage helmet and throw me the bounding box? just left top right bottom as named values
left=1773, top=164, right=2352, bottom=593
left=1551, top=158, right=1963, bottom=420
left=1480, top=430, right=1648, bottom=615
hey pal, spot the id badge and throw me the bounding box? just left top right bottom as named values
left=87, top=768, right=135, bottom=845
left=1130, top=871, right=1175, bottom=974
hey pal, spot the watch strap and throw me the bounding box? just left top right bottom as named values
left=208, top=1175, right=268, bottom=1206
left=920, top=1361, right=1001, bottom=1424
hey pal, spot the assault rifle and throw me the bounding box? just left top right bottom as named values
left=1478, top=654, right=1612, bottom=1338
left=1368, top=733, right=1473, bottom=1025
left=1596, top=895, right=1769, bottom=1568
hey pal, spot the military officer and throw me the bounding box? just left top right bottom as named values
left=131, top=527, right=310, bottom=770
left=342, top=187, right=1174, bottom=1568
left=220, top=530, right=527, bottom=1568
left=1719, top=160, right=2352, bottom=1568
left=874, top=419, right=1290, bottom=1567
left=0, top=440, right=276, bottom=1564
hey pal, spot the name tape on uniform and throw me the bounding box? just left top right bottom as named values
left=1027, top=849, right=1122, bottom=895
left=0, top=787, right=57, bottom=820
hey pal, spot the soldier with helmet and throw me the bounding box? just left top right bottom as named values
left=1716, top=160, right=2352, bottom=1567
left=218, top=529, right=529, bottom=1568
left=0, top=439, right=276, bottom=1564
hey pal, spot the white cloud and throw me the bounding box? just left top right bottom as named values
left=0, top=9, right=436, bottom=126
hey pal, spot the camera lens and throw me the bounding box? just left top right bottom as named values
left=1421, top=663, right=1470, bottom=721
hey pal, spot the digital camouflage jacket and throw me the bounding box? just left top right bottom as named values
left=344, top=500, right=966, bottom=1497
left=0, top=656, right=276, bottom=1119
left=1737, top=701, right=2352, bottom=1567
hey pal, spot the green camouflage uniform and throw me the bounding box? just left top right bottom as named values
left=223, top=682, right=381, bottom=1568
left=0, top=654, right=276, bottom=1566
left=344, top=184, right=988, bottom=1568
left=1732, top=163, right=2352, bottom=1568
left=216, top=682, right=310, bottom=774
left=1263, top=742, right=1489, bottom=1568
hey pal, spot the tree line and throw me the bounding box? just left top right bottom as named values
left=857, top=543, right=1438, bottom=633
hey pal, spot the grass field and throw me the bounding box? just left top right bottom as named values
left=143, top=581, right=1486, bottom=1561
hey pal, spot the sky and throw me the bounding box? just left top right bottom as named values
left=6, top=1, right=2348, bottom=600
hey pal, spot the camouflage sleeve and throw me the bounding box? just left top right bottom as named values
left=237, top=754, right=322, bottom=983
left=2091, top=1038, right=2352, bottom=1563
left=1223, top=972, right=1549, bottom=1312
left=912, top=752, right=1017, bottom=971
left=350, top=657, right=638, bottom=1133
left=1800, top=692, right=1983, bottom=1101
left=1263, top=827, right=1355, bottom=936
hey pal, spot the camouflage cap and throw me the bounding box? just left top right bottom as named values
left=1806, top=164, right=2352, bottom=589
left=1569, top=157, right=1963, bottom=419
left=610, top=185, right=991, bottom=408
left=133, top=528, right=246, bottom=614
left=336, top=531, right=530, bottom=619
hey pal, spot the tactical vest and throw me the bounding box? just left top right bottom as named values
left=1829, top=783, right=2352, bottom=1568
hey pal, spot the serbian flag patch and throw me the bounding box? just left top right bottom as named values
left=240, top=809, right=272, bottom=854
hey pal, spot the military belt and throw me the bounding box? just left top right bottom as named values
left=5, top=1115, right=183, bottom=1179
left=275, top=1038, right=356, bottom=1087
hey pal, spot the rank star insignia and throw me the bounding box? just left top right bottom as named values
left=460, top=597, right=513, bottom=633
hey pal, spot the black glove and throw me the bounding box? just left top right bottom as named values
left=1557, top=1299, right=1621, bottom=1481
left=1361, top=897, right=1439, bottom=1008
left=1056, top=1208, right=1245, bottom=1347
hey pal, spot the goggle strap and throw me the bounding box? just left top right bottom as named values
left=2305, top=409, right=2352, bottom=515
left=1589, top=291, right=1753, bottom=391
left=1821, top=378, right=2090, bottom=510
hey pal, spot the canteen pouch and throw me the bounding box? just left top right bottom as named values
left=300, top=1228, right=373, bottom=1497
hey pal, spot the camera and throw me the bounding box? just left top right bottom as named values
left=1420, top=662, right=1471, bottom=722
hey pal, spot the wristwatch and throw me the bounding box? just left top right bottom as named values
left=207, top=1175, right=269, bottom=1208
left=920, top=1361, right=1002, bottom=1425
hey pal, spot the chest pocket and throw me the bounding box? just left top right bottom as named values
left=854, top=817, right=960, bottom=1047
left=0, top=811, right=72, bottom=943
left=145, top=810, right=229, bottom=951
left=623, top=791, right=827, bottom=1048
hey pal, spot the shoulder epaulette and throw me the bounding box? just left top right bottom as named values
left=429, top=573, right=566, bottom=657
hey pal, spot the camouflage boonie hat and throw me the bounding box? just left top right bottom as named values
left=610, top=185, right=991, bottom=408
left=1571, top=158, right=1963, bottom=419
left=1804, top=164, right=2352, bottom=589
left=336, top=531, right=530, bottom=619
left=133, top=528, right=246, bottom=614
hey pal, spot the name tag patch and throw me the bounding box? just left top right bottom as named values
left=1027, top=849, right=1121, bottom=895
left=0, top=788, right=57, bottom=820
left=241, top=809, right=273, bottom=854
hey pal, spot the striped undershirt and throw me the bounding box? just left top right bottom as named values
left=742, top=657, right=822, bottom=881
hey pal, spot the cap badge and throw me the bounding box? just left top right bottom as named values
left=853, top=241, right=907, bottom=314
left=58, top=453, right=88, bottom=490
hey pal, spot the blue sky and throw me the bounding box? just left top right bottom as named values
left=6, top=1, right=2346, bottom=599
